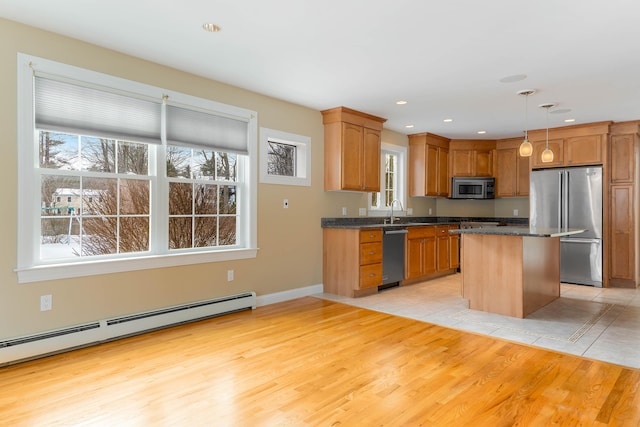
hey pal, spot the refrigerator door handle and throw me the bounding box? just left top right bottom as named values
left=560, top=237, right=600, bottom=244
left=563, top=170, right=570, bottom=229
left=558, top=171, right=563, bottom=228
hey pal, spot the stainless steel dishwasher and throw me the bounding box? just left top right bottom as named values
left=382, top=227, right=408, bottom=287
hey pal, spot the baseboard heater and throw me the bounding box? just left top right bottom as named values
left=0, top=292, right=256, bottom=366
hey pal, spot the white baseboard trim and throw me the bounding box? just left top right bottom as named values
left=256, top=283, right=324, bottom=307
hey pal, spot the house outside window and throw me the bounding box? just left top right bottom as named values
left=16, top=53, right=258, bottom=283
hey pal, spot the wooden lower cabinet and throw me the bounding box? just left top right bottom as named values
left=323, top=228, right=383, bottom=297
left=406, top=227, right=436, bottom=280
left=610, top=185, right=635, bottom=286
left=449, top=226, right=460, bottom=269
left=405, top=225, right=458, bottom=283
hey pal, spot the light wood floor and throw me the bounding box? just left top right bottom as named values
left=1, top=297, right=638, bottom=426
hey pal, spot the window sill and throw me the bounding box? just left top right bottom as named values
left=16, top=248, right=259, bottom=284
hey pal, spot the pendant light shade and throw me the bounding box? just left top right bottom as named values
left=519, top=139, right=533, bottom=157
left=517, top=90, right=535, bottom=157
left=540, top=103, right=555, bottom=163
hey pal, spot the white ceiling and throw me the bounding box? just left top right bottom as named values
left=2, top=0, right=640, bottom=139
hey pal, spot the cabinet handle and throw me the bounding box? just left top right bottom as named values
left=369, top=234, right=375, bottom=238
left=369, top=251, right=376, bottom=255
left=369, top=273, right=376, bottom=277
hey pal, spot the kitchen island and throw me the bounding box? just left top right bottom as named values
left=450, top=227, right=585, bottom=318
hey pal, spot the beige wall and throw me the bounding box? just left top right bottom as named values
left=436, top=197, right=529, bottom=219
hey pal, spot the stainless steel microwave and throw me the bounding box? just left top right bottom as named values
left=451, top=177, right=495, bottom=199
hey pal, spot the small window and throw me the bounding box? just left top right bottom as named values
left=259, top=127, right=310, bottom=186
left=369, top=143, right=406, bottom=214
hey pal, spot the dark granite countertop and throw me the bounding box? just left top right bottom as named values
left=449, top=226, right=585, bottom=238
left=321, top=216, right=529, bottom=229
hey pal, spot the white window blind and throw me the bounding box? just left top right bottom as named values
left=165, top=104, right=249, bottom=155
left=34, top=75, right=162, bottom=145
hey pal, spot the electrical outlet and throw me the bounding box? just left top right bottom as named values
left=407, top=208, right=413, bottom=216
left=283, top=199, right=289, bottom=209
left=40, top=294, right=52, bottom=311
left=341, top=207, right=347, bottom=216
left=227, top=270, right=234, bottom=282
left=428, top=208, right=433, bottom=215
left=359, top=208, right=367, bottom=216
left=513, top=209, right=519, bottom=216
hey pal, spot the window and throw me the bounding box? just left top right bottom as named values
left=16, top=54, right=258, bottom=283
left=369, top=143, right=406, bottom=214
left=259, top=127, right=311, bottom=186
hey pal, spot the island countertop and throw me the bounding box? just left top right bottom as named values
left=450, top=226, right=585, bottom=238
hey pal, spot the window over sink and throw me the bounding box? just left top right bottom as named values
left=369, top=143, right=406, bottom=215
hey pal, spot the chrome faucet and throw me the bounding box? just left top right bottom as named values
left=390, top=199, right=404, bottom=224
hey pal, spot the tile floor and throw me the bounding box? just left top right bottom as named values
left=316, top=273, right=640, bottom=369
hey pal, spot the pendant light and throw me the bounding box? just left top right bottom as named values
left=539, top=103, right=556, bottom=163
left=517, top=89, right=535, bottom=157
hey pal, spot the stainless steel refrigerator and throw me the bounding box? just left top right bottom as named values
left=529, top=166, right=603, bottom=287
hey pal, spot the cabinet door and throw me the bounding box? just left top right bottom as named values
left=564, top=135, right=602, bottom=166
left=438, top=148, right=449, bottom=196
left=408, top=140, right=426, bottom=196
left=423, top=237, right=437, bottom=274
left=496, top=148, right=517, bottom=197
left=531, top=139, right=564, bottom=168
left=362, top=128, right=381, bottom=192
left=610, top=134, right=635, bottom=183
left=475, top=150, right=493, bottom=177
left=449, top=233, right=460, bottom=269
left=341, top=123, right=364, bottom=190
left=406, top=237, right=424, bottom=279
left=610, top=185, right=634, bottom=281
left=425, top=145, right=438, bottom=196
left=436, top=236, right=450, bottom=271
left=451, top=150, right=474, bottom=176
left=517, top=154, right=530, bottom=196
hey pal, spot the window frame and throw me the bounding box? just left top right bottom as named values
left=368, top=142, right=407, bottom=216
left=259, top=127, right=311, bottom=186
left=16, top=53, right=258, bottom=283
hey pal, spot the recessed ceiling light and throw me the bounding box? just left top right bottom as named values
left=405, top=124, right=414, bottom=128
left=564, top=118, right=576, bottom=123
left=202, top=23, right=221, bottom=32
left=477, top=130, right=487, bottom=134
left=396, top=100, right=407, bottom=105
left=443, top=118, right=453, bottom=123
left=500, top=74, right=527, bottom=83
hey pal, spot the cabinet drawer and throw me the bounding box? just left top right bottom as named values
left=360, top=242, right=382, bottom=264
left=360, top=229, right=382, bottom=243
left=360, top=263, right=382, bottom=288
left=436, top=226, right=450, bottom=236
left=407, top=226, right=435, bottom=239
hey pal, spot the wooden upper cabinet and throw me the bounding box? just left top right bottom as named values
left=425, top=144, right=438, bottom=196
left=564, top=135, right=602, bottom=166
left=340, top=123, right=364, bottom=190
left=449, top=141, right=495, bottom=177
left=495, top=145, right=530, bottom=197
left=362, top=128, right=381, bottom=192
left=438, top=148, right=449, bottom=196
left=496, top=148, right=517, bottom=197
left=610, top=134, right=635, bottom=183
left=408, top=133, right=450, bottom=197
left=528, top=123, right=610, bottom=169
left=450, top=150, right=473, bottom=176
left=322, top=107, right=386, bottom=192
left=474, top=151, right=493, bottom=177
left=531, top=138, right=564, bottom=168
